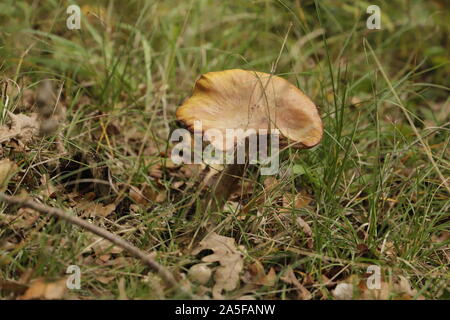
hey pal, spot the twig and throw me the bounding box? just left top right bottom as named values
left=0, top=192, right=193, bottom=298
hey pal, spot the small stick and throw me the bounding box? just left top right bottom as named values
left=0, top=192, right=193, bottom=298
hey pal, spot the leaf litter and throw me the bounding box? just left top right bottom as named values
left=192, top=232, right=245, bottom=299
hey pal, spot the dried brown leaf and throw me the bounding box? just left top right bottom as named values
left=332, top=274, right=424, bottom=300
left=192, top=232, right=244, bottom=299
left=0, top=158, right=18, bottom=191
left=243, top=261, right=276, bottom=287
left=282, top=190, right=313, bottom=211
left=0, top=112, right=39, bottom=145
left=19, top=278, right=67, bottom=300
left=281, top=268, right=312, bottom=300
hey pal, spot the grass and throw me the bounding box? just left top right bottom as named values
left=0, top=0, right=449, bottom=299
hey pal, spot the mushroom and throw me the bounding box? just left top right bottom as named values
left=176, top=69, right=323, bottom=212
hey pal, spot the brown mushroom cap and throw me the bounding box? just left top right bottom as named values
left=176, top=69, right=323, bottom=149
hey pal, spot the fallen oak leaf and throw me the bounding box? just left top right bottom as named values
left=0, top=112, right=39, bottom=145
left=192, top=232, right=244, bottom=299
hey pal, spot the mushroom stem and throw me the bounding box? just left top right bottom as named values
left=206, top=163, right=246, bottom=213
